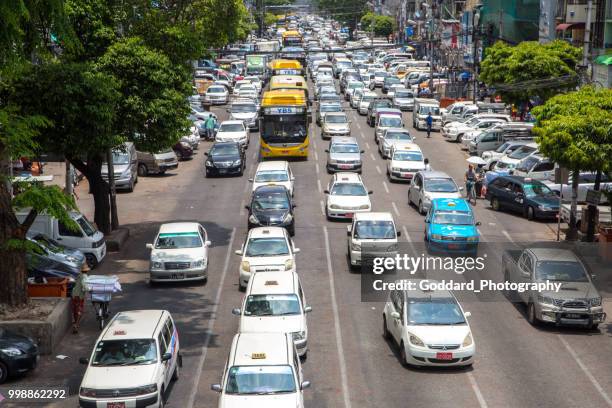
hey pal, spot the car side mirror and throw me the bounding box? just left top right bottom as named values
left=161, top=352, right=172, bottom=362
left=248, top=178, right=253, bottom=182
left=361, top=150, right=365, bottom=154
left=301, top=381, right=311, bottom=390
left=211, top=384, right=222, bottom=393
left=324, top=190, right=329, bottom=194
left=232, top=308, right=241, bottom=316
left=346, top=225, right=352, bottom=236
left=464, top=311, right=472, bottom=318
left=245, top=205, right=250, bottom=210
left=325, top=149, right=329, bottom=153
left=459, top=186, right=464, bottom=191
left=391, top=311, right=400, bottom=319
left=146, top=243, right=153, bottom=250
left=304, top=305, right=312, bottom=313
left=293, top=248, right=301, bottom=254
left=396, top=230, right=401, bottom=237
left=79, top=357, right=89, bottom=365
left=425, top=219, right=429, bottom=223
left=591, top=274, right=597, bottom=280
left=235, top=249, right=242, bottom=255
left=368, top=190, right=373, bottom=195
left=205, top=240, right=212, bottom=247
left=475, top=221, right=481, bottom=226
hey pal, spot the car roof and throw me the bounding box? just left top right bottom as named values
left=400, top=280, right=456, bottom=300
left=253, top=184, right=290, bottom=194
left=326, top=112, right=347, bottom=117
left=256, top=161, right=289, bottom=171
left=432, top=198, right=471, bottom=213
left=231, top=332, right=290, bottom=366
left=247, top=226, right=288, bottom=239
left=102, top=310, right=169, bottom=340
left=419, top=170, right=452, bottom=179
left=249, top=271, right=298, bottom=295
left=528, top=248, right=580, bottom=262
left=391, top=142, right=421, bottom=151
left=362, top=91, right=377, bottom=97
left=354, top=212, right=394, bottom=221
left=211, top=141, right=240, bottom=149
left=379, top=113, right=402, bottom=119
left=333, top=172, right=363, bottom=183
left=330, top=136, right=358, bottom=144
left=159, top=222, right=200, bottom=234
left=385, top=127, right=411, bottom=134
left=220, top=120, right=245, bottom=126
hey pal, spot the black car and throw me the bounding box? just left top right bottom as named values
left=382, top=77, right=402, bottom=94
left=367, top=99, right=393, bottom=126
left=204, top=142, right=245, bottom=177
left=485, top=175, right=560, bottom=220
left=0, top=328, right=39, bottom=383
left=173, top=141, right=194, bottom=161
left=246, top=185, right=296, bottom=236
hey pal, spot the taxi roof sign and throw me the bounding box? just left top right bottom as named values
left=251, top=352, right=266, bottom=359
left=265, top=280, right=279, bottom=286
left=114, top=330, right=126, bottom=335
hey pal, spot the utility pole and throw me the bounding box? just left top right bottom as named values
left=499, top=9, right=503, bottom=41
left=106, top=149, right=119, bottom=230
left=582, top=0, right=593, bottom=67
left=472, top=6, right=481, bottom=103
left=64, top=160, right=73, bottom=196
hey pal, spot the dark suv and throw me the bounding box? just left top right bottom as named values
left=485, top=175, right=559, bottom=220
left=246, top=185, right=296, bottom=236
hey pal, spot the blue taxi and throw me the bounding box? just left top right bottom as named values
left=424, top=198, right=481, bottom=253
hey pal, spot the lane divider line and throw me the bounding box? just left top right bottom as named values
left=317, top=179, right=322, bottom=194
left=375, top=165, right=382, bottom=175
left=467, top=372, right=489, bottom=408
left=391, top=201, right=400, bottom=217
left=369, top=153, right=376, bottom=161
left=383, top=181, right=389, bottom=194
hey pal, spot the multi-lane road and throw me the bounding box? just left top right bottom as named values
left=20, top=78, right=612, bottom=408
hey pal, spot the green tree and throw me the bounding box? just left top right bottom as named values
left=318, top=0, right=368, bottom=35
left=479, top=40, right=581, bottom=107
left=532, top=86, right=612, bottom=240
left=360, top=12, right=394, bottom=37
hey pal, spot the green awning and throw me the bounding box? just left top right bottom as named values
left=594, top=54, right=612, bottom=65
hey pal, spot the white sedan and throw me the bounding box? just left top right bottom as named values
left=382, top=280, right=475, bottom=367
left=215, top=120, right=249, bottom=148
left=325, top=172, right=372, bottom=219
left=204, top=85, right=229, bottom=105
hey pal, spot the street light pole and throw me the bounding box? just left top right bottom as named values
left=472, top=7, right=481, bottom=103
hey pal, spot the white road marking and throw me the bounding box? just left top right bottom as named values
left=375, top=165, right=382, bottom=174
left=502, top=230, right=514, bottom=243
left=558, top=335, right=612, bottom=407
left=314, top=151, right=319, bottom=162
left=323, top=226, right=353, bottom=408
left=356, top=122, right=362, bottom=130
left=239, top=199, right=245, bottom=216
left=382, top=181, right=389, bottom=194
left=320, top=199, right=325, bottom=216
left=316, top=165, right=320, bottom=175
left=365, top=142, right=371, bottom=150
left=467, top=372, right=489, bottom=408
left=188, top=228, right=236, bottom=408
left=251, top=149, right=257, bottom=160
left=391, top=201, right=400, bottom=217
left=369, top=153, right=376, bottom=161
left=317, top=179, right=322, bottom=193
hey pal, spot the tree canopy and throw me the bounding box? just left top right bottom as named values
left=479, top=40, right=582, bottom=106
left=360, top=12, right=394, bottom=37
left=317, top=0, right=368, bottom=33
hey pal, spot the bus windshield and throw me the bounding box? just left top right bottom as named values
left=262, top=114, right=307, bottom=144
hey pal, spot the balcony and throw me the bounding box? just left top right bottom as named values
left=566, top=4, right=588, bottom=23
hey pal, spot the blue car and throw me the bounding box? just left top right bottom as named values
left=424, top=198, right=481, bottom=253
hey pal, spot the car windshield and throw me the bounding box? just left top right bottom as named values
left=419, top=106, right=440, bottom=115
left=219, top=123, right=244, bottom=132
left=331, top=183, right=367, bottom=196
left=496, top=142, right=510, bottom=153
left=245, top=237, right=289, bottom=257
left=385, top=132, right=411, bottom=141
left=523, top=183, right=555, bottom=198
left=76, top=216, right=96, bottom=237
left=433, top=211, right=474, bottom=225
left=208, top=87, right=225, bottom=93
left=361, top=95, right=375, bottom=103
left=536, top=261, right=588, bottom=282
left=330, top=144, right=359, bottom=154
left=509, top=146, right=536, bottom=159
left=111, top=152, right=130, bottom=165
left=225, top=365, right=296, bottom=394
left=380, top=117, right=402, bottom=127
left=321, top=104, right=341, bottom=112
left=386, top=77, right=400, bottom=84
left=211, top=144, right=240, bottom=156
left=425, top=178, right=458, bottom=193
left=516, top=156, right=540, bottom=172
left=393, top=151, right=422, bottom=161
left=354, top=220, right=395, bottom=239
left=395, top=90, right=413, bottom=98
left=349, top=83, right=364, bottom=89
left=407, top=299, right=466, bottom=325
left=253, top=193, right=290, bottom=210
left=255, top=170, right=289, bottom=182
left=326, top=115, right=347, bottom=124
left=155, top=232, right=202, bottom=249
left=32, top=234, right=64, bottom=253
left=244, top=294, right=301, bottom=316
left=231, top=104, right=257, bottom=113
left=91, top=339, right=158, bottom=366
left=375, top=71, right=388, bottom=77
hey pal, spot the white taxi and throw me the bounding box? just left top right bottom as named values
left=249, top=161, right=295, bottom=196
left=325, top=172, right=372, bottom=220
left=382, top=280, right=475, bottom=367
left=387, top=143, right=426, bottom=182
left=235, top=227, right=299, bottom=291
left=215, top=120, right=249, bottom=149
left=347, top=212, right=400, bottom=268
left=79, top=310, right=180, bottom=408
left=146, top=222, right=211, bottom=283
left=210, top=332, right=310, bottom=407
left=233, top=271, right=311, bottom=357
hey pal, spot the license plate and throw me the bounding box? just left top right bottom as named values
left=436, top=352, right=453, bottom=360
left=345, top=213, right=354, bottom=218
left=218, top=169, right=227, bottom=174
left=339, top=164, right=352, bottom=169
left=171, top=274, right=184, bottom=279
left=448, top=244, right=459, bottom=249
left=107, top=403, right=125, bottom=408
left=401, top=173, right=412, bottom=178
left=282, top=150, right=289, bottom=154
left=565, top=313, right=582, bottom=319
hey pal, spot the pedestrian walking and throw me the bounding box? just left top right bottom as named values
left=71, top=263, right=89, bottom=333
left=426, top=112, right=433, bottom=138
left=204, top=114, right=216, bottom=141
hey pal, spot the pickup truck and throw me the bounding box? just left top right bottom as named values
left=560, top=203, right=611, bottom=230
left=502, top=247, right=605, bottom=329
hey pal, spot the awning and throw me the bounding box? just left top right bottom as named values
left=556, top=23, right=585, bottom=31
left=594, top=54, right=612, bottom=65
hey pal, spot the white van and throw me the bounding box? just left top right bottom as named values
left=17, top=211, right=106, bottom=268
left=347, top=212, right=400, bottom=268
left=250, top=161, right=295, bottom=196
left=79, top=310, right=180, bottom=408
left=413, top=99, right=442, bottom=130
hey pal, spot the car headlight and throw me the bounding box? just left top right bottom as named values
left=462, top=333, right=473, bottom=347
left=292, top=331, right=306, bottom=341
left=1, top=347, right=24, bottom=356
left=351, top=242, right=361, bottom=251
left=284, top=259, right=294, bottom=271
left=248, top=214, right=259, bottom=224
left=80, top=387, right=97, bottom=397
left=330, top=204, right=340, bottom=209
left=205, top=160, right=213, bottom=167
left=232, top=160, right=242, bottom=166
left=192, top=259, right=205, bottom=268
left=241, top=261, right=250, bottom=272
left=328, top=159, right=337, bottom=165
left=538, top=205, right=552, bottom=210
left=282, top=213, right=293, bottom=223
left=136, top=384, right=158, bottom=395
left=152, top=261, right=163, bottom=269
left=408, top=333, right=424, bottom=347
left=66, top=256, right=78, bottom=263
left=590, top=297, right=602, bottom=307
left=431, top=234, right=442, bottom=240
left=359, top=204, right=370, bottom=210
left=467, top=236, right=479, bottom=242
left=423, top=194, right=432, bottom=203
left=180, top=141, right=190, bottom=148
left=537, top=294, right=554, bottom=305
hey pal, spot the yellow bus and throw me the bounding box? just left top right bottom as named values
left=269, top=74, right=309, bottom=101
left=260, top=89, right=310, bottom=159
left=282, top=30, right=302, bottom=47
left=268, top=59, right=304, bottom=76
